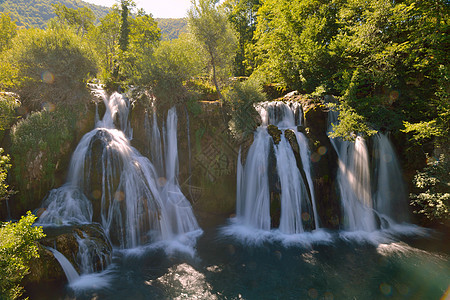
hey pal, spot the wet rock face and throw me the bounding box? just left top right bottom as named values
left=24, top=223, right=112, bottom=285
left=267, top=125, right=282, bottom=145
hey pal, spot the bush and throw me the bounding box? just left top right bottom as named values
left=11, top=104, right=85, bottom=208
left=224, top=77, right=266, bottom=139
left=4, top=26, right=97, bottom=110
left=410, top=154, right=450, bottom=225
left=0, top=212, right=45, bottom=300
left=0, top=148, right=13, bottom=203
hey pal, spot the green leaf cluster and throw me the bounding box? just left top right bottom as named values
left=410, top=155, right=450, bottom=224
left=224, top=77, right=266, bottom=139
left=0, top=211, right=45, bottom=300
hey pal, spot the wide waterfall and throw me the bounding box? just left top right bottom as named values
left=235, top=101, right=319, bottom=234
left=328, top=110, right=409, bottom=231
left=39, top=91, right=201, bottom=250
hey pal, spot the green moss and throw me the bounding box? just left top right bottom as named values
left=11, top=104, right=85, bottom=208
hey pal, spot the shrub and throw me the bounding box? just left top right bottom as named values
left=11, top=104, right=85, bottom=208
left=224, top=77, right=266, bottom=139
left=0, top=212, right=45, bottom=300
left=4, top=26, right=97, bottom=110
left=410, top=154, right=450, bottom=225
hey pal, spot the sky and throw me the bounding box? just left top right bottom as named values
left=83, top=0, right=193, bottom=18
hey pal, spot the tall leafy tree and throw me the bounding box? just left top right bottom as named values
left=188, top=0, right=237, bottom=101
left=224, top=0, right=261, bottom=76
left=0, top=13, right=17, bottom=53
left=52, top=4, right=96, bottom=36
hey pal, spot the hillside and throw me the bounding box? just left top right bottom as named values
left=156, top=18, right=187, bottom=40
left=0, top=0, right=110, bottom=28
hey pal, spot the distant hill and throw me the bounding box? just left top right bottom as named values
left=156, top=18, right=188, bottom=41
left=0, top=0, right=110, bottom=29
left=0, top=0, right=188, bottom=41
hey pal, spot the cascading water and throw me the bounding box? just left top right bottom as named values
left=39, top=91, right=201, bottom=251
left=372, top=133, right=409, bottom=225
left=235, top=101, right=319, bottom=234
left=47, top=247, right=80, bottom=283
left=328, top=110, right=409, bottom=231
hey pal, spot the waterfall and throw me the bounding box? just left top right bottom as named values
left=328, top=110, right=408, bottom=231
left=373, top=133, right=409, bottom=225
left=47, top=247, right=80, bottom=283
left=276, top=135, right=310, bottom=234
left=237, top=101, right=319, bottom=233
left=237, top=127, right=271, bottom=230
left=39, top=91, right=201, bottom=249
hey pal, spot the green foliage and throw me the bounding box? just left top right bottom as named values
left=149, top=33, right=205, bottom=106
left=94, top=3, right=160, bottom=89
left=0, top=12, right=16, bottom=52
left=0, top=148, right=13, bottom=203
left=254, top=0, right=340, bottom=92
left=156, top=18, right=188, bottom=41
left=3, top=26, right=97, bottom=109
left=0, top=0, right=110, bottom=29
left=52, top=3, right=95, bottom=36
left=11, top=105, right=83, bottom=205
left=0, top=211, right=45, bottom=300
left=0, top=92, right=19, bottom=133
left=188, top=0, right=237, bottom=100
left=410, top=155, right=450, bottom=224
left=224, top=77, right=266, bottom=139
left=223, top=0, right=260, bottom=76
left=327, top=102, right=377, bottom=141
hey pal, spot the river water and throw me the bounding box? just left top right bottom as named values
left=27, top=214, right=449, bottom=300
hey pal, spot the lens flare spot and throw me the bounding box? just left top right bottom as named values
left=42, top=70, right=55, bottom=84
left=390, top=90, right=399, bottom=101
left=42, top=102, right=56, bottom=112
left=323, top=292, right=334, bottom=300
left=114, top=191, right=125, bottom=202
left=380, top=282, right=392, bottom=296
left=92, top=190, right=101, bottom=200
left=310, top=152, right=321, bottom=162
left=274, top=250, right=282, bottom=260
left=318, top=146, right=327, bottom=156
left=308, top=288, right=318, bottom=299
left=382, top=153, right=392, bottom=163
left=302, top=212, right=310, bottom=221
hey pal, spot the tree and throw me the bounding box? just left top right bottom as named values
left=223, top=0, right=261, bottom=76
left=149, top=32, right=206, bottom=106
left=3, top=26, right=98, bottom=110
left=253, top=0, right=340, bottom=92
left=52, top=4, right=96, bottom=36
left=188, top=0, right=237, bottom=101
left=0, top=13, right=17, bottom=53
left=90, top=7, right=121, bottom=79
left=0, top=212, right=45, bottom=300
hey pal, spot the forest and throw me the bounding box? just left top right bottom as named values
left=0, top=0, right=448, bottom=299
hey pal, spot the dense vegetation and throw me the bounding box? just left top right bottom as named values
left=0, top=212, right=45, bottom=300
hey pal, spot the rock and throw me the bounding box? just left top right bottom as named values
left=24, top=223, right=112, bottom=286
left=267, top=124, right=282, bottom=145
